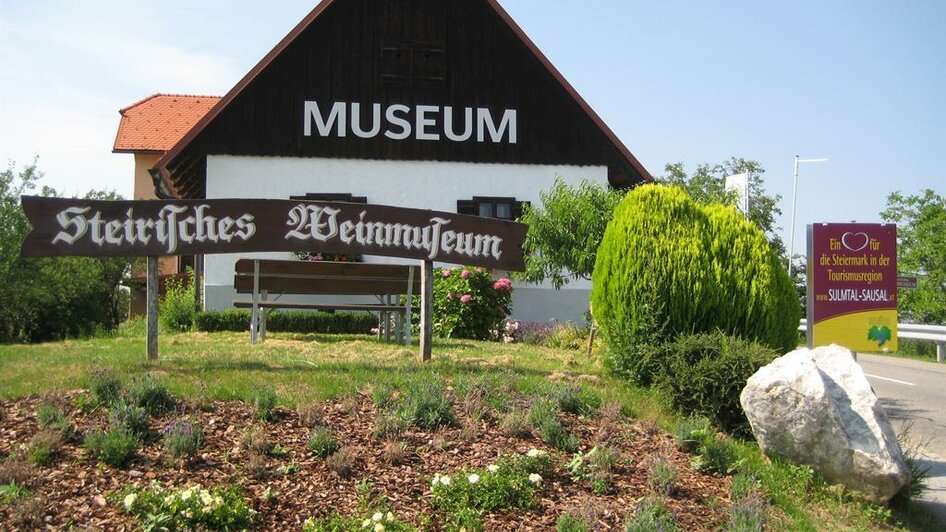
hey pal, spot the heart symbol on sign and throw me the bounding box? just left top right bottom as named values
left=841, top=232, right=869, bottom=252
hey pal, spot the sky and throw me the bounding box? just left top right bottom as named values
left=1, top=0, right=943, bottom=257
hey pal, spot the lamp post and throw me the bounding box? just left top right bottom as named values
left=787, top=155, right=828, bottom=275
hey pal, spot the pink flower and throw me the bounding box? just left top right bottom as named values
left=460, top=269, right=471, bottom=279
left=460, top=294, right=472, bottom=304
left=492, top=278, right=512, bottom=291
left=442, top=269, right=452, bottom=278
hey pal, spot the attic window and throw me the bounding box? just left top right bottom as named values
left=290, top=193, right=368, bottom=204
left=457, top=197, right=526, bottom=221
left=380, top=41, right=446, bottom=87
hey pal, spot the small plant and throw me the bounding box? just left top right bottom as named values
left=694, top=435, right=739, bottom=474
left=556, top=511, right=592, bottom=532
left=730, top=472, right=761, bottom=502
left=108, top=401, right=151, bottom=438
left=89, top=369, right=123, bottom=406
left=249, top=386, right=278, bottom=421
left=647, top=457, right=679, bottom=496
left=303, top=509, right=416, bottom=532
left=117, top=483, right=256, bottom=531
left=36, top=403, right=74, bottom=440
left=371, top=381, right=398, bottom=409
left=0, top=481, right=32, bottom=504
left=296, top=402, right=324, bottom=428
left=499, top=408, right=532, bottom=439
left=372, top=411, right=410, bottom=440
left=162, top=418, right=203, bottom=459
left=84, top=427, right=139, bottom=468
left=337, top=395, right=359, bottom=416
left=431, top=266, right=513, bottom=340
left=325, top=446, right=358, bottom=478
left=0, top=456, right=38, bottom=488
left=397, top=376, right=456, bottom=429
left=10, top=494, right=46, bottom=528
left=550, top=383, right=602, bottom=416
left=127, top=374, right=175, bottom=415
left=674, top=416, right=711, bottom=453
left=307, top=426, right=340, bottom=458
left=241, top=425, right=272, bottom=456
left=275, top=460, right=299, bottom=476
left=26, top=430, right=63, bottom=467
left=725, top=492, right=766, bottom=531
left=381, top=441, right=410, bottom=466
left=159, top=271, right=197, bottom=332
left=243, top=453, right=269, bottom=480
left=567, top=445, right=619, bottom=494
left=528, top=400, right=578, bottom=452
left=624, top=497, right=679, bottom=532
left=430, top=449, right=553, bottom=530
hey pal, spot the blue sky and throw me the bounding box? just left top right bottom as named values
left=1, top=0, right=943, bottom=256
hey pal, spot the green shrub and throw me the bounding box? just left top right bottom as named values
left=646, top=457, right=679, bottom=496
left=624, top=497, right=679, bottom=532
left=726, top=493, right=766, bottom=531
left=26, top=430, right=63, bottom=466
left=396, top=376, right=456, bottom=429
left=303, top=511, right=416, bottom=532
left=566, top=445, right=619, bottom=494
left=674, top=416, right=711, bottom=454
left=527, top=400, right=578, bottom=452
left=592, top=185, right=799, bottom=376
left=556, top=512, right=592, bottom=532
left=89, top=369, right=123, bottom=406
left=36, top=403, right=74, bottom=440
left=549, top=383, right=601, bottom=416
left=658, top=332, right=778, bottom=435
left=249, top=386, right=278, bottom=421
left=194, top=309, right=376, bottom=334
left=307, top=427, right=340, bottom=458
left=372, top=411, right=410, bottom=440
left=117, top=483, right=256, bottom=531
left=159, top=272, right=196, bottom=332
left=694, top=435, right=739, bottom=474
left=162, top=418, right=203, bottom=459
left=84, top=427, right=139, bottom=468
left=427, top=267, right=513, bottom=340
left=108, top=402, right=151, bottom=438
left=127, top=374, right=175, bottom=415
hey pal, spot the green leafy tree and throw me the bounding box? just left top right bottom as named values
left=660, top=158, right=785, bottom=257
left=0, top=160, right=131, bottom=342
left=517, top=177, right=625, bottom=289
left=881, top=189, right=946, bottom=324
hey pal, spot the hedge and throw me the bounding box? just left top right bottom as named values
left=194, top=309, right=376, bottom=334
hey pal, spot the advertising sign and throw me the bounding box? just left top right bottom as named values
left=20, top=196, right=528, bottom=271
left=807, top=223, right=897, bottom=351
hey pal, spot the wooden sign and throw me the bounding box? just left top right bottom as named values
left=20, top=196, right=527, bottom=271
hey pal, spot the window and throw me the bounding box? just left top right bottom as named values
left=290, top=193, right=367, bottom=204
left=380, top=40, right=446, bottom=88
left=457, top=197, right=526, bottom=221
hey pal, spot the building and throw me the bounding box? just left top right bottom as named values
left=117, top=0, right=652, bottom=322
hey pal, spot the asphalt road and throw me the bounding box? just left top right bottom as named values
left=858, top=353, right=946, bottom=524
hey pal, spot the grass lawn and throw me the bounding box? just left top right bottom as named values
left=0, top=324, right=939, bottom=531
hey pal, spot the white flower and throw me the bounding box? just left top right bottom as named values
left=487, top=464, right=499, bottom=473
left=385, top=512, right=394, bottom=522
left=200, top=490, right=214, bottom=506
left=468, top=473, right=480, bottom=484
left=527, top=449, right=546, bottom=458
left=372, top=512, right=383, bottom=522
left=180, top=488, right=193, bottom=501
left=374, top=524, right=386, bottom=532
left=440, top=475, right=452, bottom=486
left=122, top=493, right=137, bottom=511
left=431, top=474, right=441, bottom=487
left=362, top=518, right=372, bottom=528
left=528, top=473, right=542, bottom=485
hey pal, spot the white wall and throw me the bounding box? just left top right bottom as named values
left=204, top=155, right=606, bottom=322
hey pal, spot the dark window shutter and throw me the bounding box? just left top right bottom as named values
left=457, top=199, right=476, bottom=216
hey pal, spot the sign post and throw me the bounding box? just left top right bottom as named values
left=146, top=256, right=159, bottom=361
left=807, top=223, right=897, bottom=352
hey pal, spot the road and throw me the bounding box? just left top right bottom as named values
left=858, top=353, right=946, bottom=523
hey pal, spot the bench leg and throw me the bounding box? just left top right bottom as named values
left=260, top=290, right=268, bottom=342
left=250, top=260, right=260, bottom=344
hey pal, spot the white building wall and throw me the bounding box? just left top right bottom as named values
left=204, top=155, right=606, bottom=323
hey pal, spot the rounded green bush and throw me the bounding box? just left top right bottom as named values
left=591, top=185, right=798, bottom=378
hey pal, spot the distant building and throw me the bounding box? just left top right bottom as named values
left=115, top=0, right=652, bottom=322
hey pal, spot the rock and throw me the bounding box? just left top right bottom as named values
left=127, top=469, right=143, bottom=478
left=740, top=344, right=910, bottom=504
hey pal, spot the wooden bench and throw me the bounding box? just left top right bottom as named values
left=233, top=259, right=420, bottom=344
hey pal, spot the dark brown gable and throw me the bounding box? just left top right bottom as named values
left=154, top=0, right=652, bottom=199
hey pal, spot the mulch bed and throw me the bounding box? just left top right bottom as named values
left=0, top=390, right=732, bottom=530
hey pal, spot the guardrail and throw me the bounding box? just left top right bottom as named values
left=798, top=319, right=946, bottom=362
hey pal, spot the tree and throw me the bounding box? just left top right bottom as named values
left=660, top=158, right=785, bottom=257
left=517, top=177, right=625, bottom=289
left=0, top=160, right=131, bottom=342
left=881, top=189, right=946, bottom=324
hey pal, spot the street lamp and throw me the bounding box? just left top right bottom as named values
left=787, top=155, right=828, bottom=275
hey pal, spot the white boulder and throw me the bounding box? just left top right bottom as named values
left=740, top=344, right=910, bottom=504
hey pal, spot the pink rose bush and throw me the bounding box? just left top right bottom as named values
left=428, top=266, right=513, bottom=340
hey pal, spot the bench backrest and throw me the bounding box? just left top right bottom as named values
left=234, top=259, right=421, bottom=296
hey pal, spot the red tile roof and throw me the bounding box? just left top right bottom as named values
left=113, top=94, right=220, bottom=153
